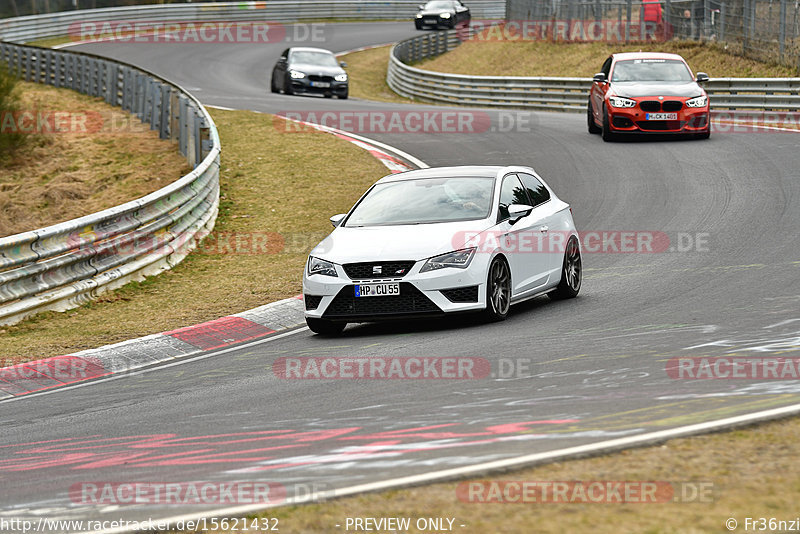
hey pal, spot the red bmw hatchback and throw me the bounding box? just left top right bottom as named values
left=588, top=52, right=711, bottom=141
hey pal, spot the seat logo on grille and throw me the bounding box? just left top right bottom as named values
left=372, top=266, right=382, bottom=274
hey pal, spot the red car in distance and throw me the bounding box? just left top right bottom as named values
left=588, top=52, right=711, bottom=141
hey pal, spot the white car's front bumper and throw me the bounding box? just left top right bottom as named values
left=303, top=256, right=491, bottom=322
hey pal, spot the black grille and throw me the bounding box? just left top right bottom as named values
left=308, top=75, right=334, bottom=82
left=343, top=261, right=416, bottom=280
left=636, top=120, right=685, bottom=131
left=612, top=116, right=634, bottom=128
left=440, top=286, right=479, bottom=303
left=304, top=294, right=323, bottom=310
left=639, top=100, right=661, bottom=112
left=324, top=283, right=440, bottom=318
left=662, top=100, right=683, bottom=112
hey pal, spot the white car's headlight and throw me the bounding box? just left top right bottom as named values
left=420, top=248, right=475, bottom=273
left=335, top=73, right=348, bottom=82
left=685, top=95, right=708, bottom=108
left=609, top=96, right=636, bottom=108
left=440, top=12, right=452, bottom=18
left=290, top=70, right=306, bottom=79
left=308, top=256, right=337, bottom=277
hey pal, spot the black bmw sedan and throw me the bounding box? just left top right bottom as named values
left=415, top=0, right=471, bottom=29
left=271, top=47, right=348, bottom=99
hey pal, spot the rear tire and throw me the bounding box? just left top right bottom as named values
left=602, top=105, right=617, bottom=142
left=549, top=236, right=582, bottom=300
left=587, top=101, right=601, bottom=134
left=482, top=257, right=511, bottom=322
left=306, top=318, right=346, bottom=336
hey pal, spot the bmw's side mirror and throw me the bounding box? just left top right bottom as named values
left=593, top=72, right=607, bottom=84
left=508, top=204, right=534, bottom=223
left=696, top=72, right=709, bottom=83
left=330, top=214, right=346, bottom=227
left=339, top=62, right=347, bottom=68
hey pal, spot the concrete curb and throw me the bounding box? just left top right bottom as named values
left=0, top=117, right=424, bottom=400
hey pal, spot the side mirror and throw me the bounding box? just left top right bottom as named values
left=339, top=61, right=347, bottom=69
left=593, top=72, right=607, bottom=84
left=508, top=204, right=534, bottom=223
left=696, top=72, right=709, bottom=83
left=330, top=214, right=346, bottom=227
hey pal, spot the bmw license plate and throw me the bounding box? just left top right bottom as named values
left=424, top=18, right=438, bottom=24
left=645, top=113, right=678, bottom=120
left=355, top=283, right=400, bottom=297
left=310, top=81, right=330, bottom=88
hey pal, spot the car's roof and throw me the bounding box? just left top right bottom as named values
left=377, top=165, right=534, bottom=184
left=289, top=47, right=334, bottom=54
left=611, top=52, right=687, bottom=62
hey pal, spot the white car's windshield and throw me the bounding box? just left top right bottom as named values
left=290, top=51, right=339, bottom=67
left=611, top=59, right=693, bottom=83
left=345, top=177, right=495, bottom=227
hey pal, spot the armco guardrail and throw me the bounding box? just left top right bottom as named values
left=387, top=29, right=800, bottom=112
left=0, top=42, right=220, bottom=325
left=0, top=1, right=506, bottom=43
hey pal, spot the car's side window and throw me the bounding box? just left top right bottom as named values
left=601, top=57, right=612, bottom=77
left=517, top=172, right=551, bottom=207
left=497, top=175, right=529, bottom=222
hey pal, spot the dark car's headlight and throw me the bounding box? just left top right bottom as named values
left=685, top=95, right=708, bottom=108
left=440, top=12, right=452, bottom=18
left=416, top=13, right=423, bottom=18
left=335, top=73, right=348, bottom=82
left=609, top=96, right=636, bottom=108
left=290, top=70, right=306, bottom=79
left=420, top=248, right=475, bottom=273
left=308, top=256, right=337, bottom=277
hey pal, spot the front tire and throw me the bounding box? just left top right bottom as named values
left=306, top=318, right=346, bottom=336
left=283, top=78, right=294, bottom=95
left=694, top=129, right=710, bottom=140
left=270, top=73, right=278, bottom=93
left=482, top=257, right=511, bottom=322
left=587, top=101, right=601, bottom=134
left=602, top=105, right=617, bottom=142
left=549, top=236, right=582, bottom=300
left=338, top=88, right=349, bottom=100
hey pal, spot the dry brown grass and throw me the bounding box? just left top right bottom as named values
left=339, top=46, right=419, bottom=104
left=0, top=81, right=190, bottom=237
left=0, top=107, right=388, bottom=364
left=418, top=39, right=798, bottom=78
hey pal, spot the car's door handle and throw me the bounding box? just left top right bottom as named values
left=540, top=226, right=549, bottom=233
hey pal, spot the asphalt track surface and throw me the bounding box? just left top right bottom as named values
left=1, top=22, right=799, bottom=531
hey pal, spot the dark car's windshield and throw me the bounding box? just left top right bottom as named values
left=345, top=177, right=495, bottom=227
left=423, top=1, right=456, bottom=10
left=289, top=51, right=339, bottom=68
left=611, top=59, right=693, bottom=83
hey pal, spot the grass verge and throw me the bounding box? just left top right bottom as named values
left=0, top=81, right=190, bottom=237
left=339, top=45, right=417, bottom=105
left=417, top=39, right=799, bottom=78
left=184, top=415, right=800, bottom=534
left=1, top=104, right=388, bottom=365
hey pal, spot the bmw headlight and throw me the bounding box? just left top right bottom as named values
left=420, top=248, right=475, bottom=273
left=440, top=12, right=452, bottom=18
left=290, top=70, right=306, bottom=79
left=308, top=256, right=337, bottom=277
left=416, top=13, right=423, bottom=18
left=335, top=73, right=348, bottom=82
left=685, top=95, right=708, bottom=108
left=609, top=96, right=636, bottom=108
